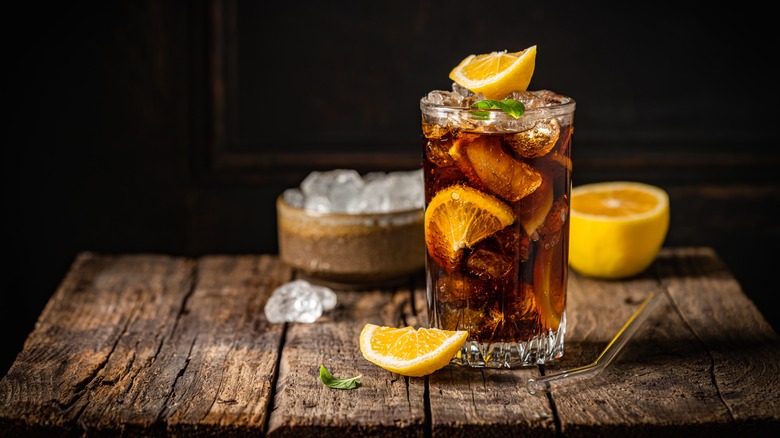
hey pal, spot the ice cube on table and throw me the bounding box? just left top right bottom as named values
left=264, top=279, right=337, bottom=323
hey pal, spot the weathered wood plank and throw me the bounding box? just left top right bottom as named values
left=654, top=247, right=780, bottom=432
left=548, top=249, right=780, bottom=436
left=158, top=255, right=291, bottom=435
left=427, top=365, right=556, bottom=438
left=267, top=276, right=426, bottom=437
left=552, top=263, right=733, bottom=436
left=2, top=248, right=777, bottom=437
left=0, top=253, right=197, bottom=435
left=0, top=253, right=293, bottom=437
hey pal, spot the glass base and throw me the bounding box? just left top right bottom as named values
left=450, top=318, right=566, bottom=368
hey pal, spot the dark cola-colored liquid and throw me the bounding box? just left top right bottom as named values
left=424, top=123, right=572, bottom=344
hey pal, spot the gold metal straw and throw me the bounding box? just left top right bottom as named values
left=526, top=291, right=665, bottom=395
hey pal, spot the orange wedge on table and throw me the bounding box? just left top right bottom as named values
left=449, top=46, right=537, bottom=99
left=569, top=181, right=670, bottom=279
left=425, top=185, right=515, bottom=271
left=359, top=324, right=468, bottom=377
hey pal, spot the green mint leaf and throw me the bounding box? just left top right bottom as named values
left=470, top=99, right=525, bottom=119
left=470, top=110, right=490, bottom=120
left=320, top=364, right=362, bottom=390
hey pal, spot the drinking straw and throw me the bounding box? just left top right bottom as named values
left=526, top=291, right=665, bottom=395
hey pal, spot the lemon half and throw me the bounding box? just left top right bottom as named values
left=569, top=181, right=670, bottom=279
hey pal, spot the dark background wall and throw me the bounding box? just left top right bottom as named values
left=3, top=1, right=779, bottom=376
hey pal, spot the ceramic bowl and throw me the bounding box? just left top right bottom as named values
left=276, top=195, right=425, bottom=287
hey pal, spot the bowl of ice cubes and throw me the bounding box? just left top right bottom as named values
left=277, top=168, right=425, bottom=287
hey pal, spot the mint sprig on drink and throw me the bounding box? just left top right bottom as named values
left=319, top=364, right=362, bottom=390
left=470, top=99, right=525, bottom=119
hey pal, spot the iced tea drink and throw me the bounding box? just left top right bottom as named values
left=421, top=87, right=575, bottom=368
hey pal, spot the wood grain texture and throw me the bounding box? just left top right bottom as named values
left=156, top=255, right=292, bottom=436
left=0, top=253, right=197, bottom=435
left=0, top=253, right=292, bottom=436
left=1, top=248, right=778, bottom=437
left=553, top=262, right=732, bottom=436
left=267, top=279, right=426, bottom=438
left=653, top=247, right=780, bottom=432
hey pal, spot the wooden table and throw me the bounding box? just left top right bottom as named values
left=1, top=247, right=778, bottom=436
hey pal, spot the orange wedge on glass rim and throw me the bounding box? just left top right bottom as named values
left=449, top=46, right=537, bottom=99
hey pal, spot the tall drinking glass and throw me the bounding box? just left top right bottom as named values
left=421, top=89, right=575, bottom=368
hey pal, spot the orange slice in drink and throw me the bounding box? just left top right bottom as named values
left=449, top=46, right=536, bottom=99
left=518, top=174, right=553, bottom=236
left=425, top=185, right=515, bottom=271
left=359, top=324, right=468, bottom=377
left=449, top=135, right=542, bottom=202
left=533, top=238, right=567, bottom=331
